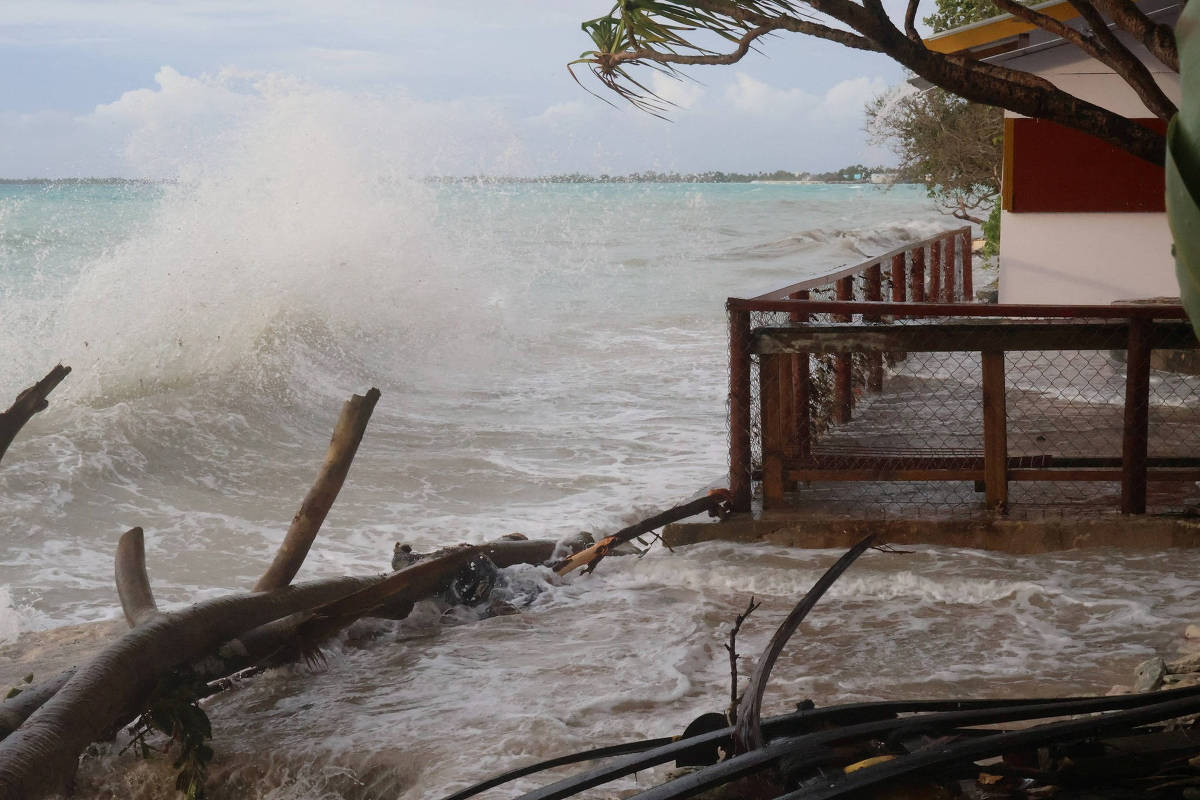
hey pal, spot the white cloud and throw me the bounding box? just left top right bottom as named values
left=822, top=75, right=891, bottom=119
left=532, top=100, right=593, bottom=123
left=649, top=72, right=705, bottom=110
left=724, top=72, right=889, bottom=121
left=725, top=73, right=810, bottom=114
left=0, top=2, right=912, bottom=176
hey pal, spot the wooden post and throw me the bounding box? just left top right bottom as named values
left=929, top=238, right=943, bottom=303
left=910, top=246, right=926, bottom=302
left=789, top=290, right=811, bottom=461
left=960, top=228, right=973, bottom=300
left=778, top=340, right=796, bottom=449
left=890, top=253, right=906, bottom=302
left=760, top=353, right=785, bottom=509
left=864, top=263, right=883, bottom=393
left=982, top=350, right=1008, bottom=512
left=834, top=276, right=854, bottom=424
left=729, top=307, right=753, bottom=513
left=1122, top=317, right=1152, bottom=514
left=889, top=252, right=907, bottom=363
left=943, top=235, right=956, bottom=302
left=835, top=277, right=854, bottom=319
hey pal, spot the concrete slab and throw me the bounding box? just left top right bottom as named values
left=663, top=511, right=1200, bottom=554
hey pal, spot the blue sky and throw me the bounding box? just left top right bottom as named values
left=0, top=1, right=914, bottom=177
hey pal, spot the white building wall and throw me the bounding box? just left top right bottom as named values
left=998, top=211, right=1178, bottom=304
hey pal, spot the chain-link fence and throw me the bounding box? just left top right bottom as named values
left=726, top=233, right=1200, bottom=519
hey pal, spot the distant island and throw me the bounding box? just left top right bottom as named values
left=0, top=165, right=910, bottom=186
left=431, top=164, right=906, bottom=185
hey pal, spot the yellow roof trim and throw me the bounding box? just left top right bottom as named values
left=923, top=1, right=1081, bottom=54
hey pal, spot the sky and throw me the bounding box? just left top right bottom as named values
left=0, top=1, right=917, bottom=178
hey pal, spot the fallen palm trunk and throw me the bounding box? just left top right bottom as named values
left=0, top=669, right=75, bottom=742
left=553, top=490, right=731, bottom=575
left=0, top=365, right=70, bottom=465
left=0, top=576, right=383, bottom=799
left=0, top=532, right=573, bottom=753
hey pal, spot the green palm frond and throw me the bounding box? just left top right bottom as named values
left=572, top=0, right=803, bottom=114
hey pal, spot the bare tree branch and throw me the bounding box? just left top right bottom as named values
left=0, top=365, right=70, bottom=466
left=1068, top=0, right=1176, bottom=118
left=725, top=597, right=761, bottom=723
left=1088, top=0, right=1179, bottom=71
left=255, top=388, right=381, bottom=592
left=905, top=0, right=922, bottom=41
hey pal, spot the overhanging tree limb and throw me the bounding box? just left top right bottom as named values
left=1089, top=0, right=1178, bottom=72
left=904, top=0, right=922, bottom=41
left=987, top=0, right=1176, bottom=118
left=574, top=0, right=1174, bottom=164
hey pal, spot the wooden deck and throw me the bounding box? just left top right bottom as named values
left=771, top=352, right=1200, bottom=521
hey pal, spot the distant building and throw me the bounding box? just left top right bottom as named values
left=924, top=0, right=1180, bottom=305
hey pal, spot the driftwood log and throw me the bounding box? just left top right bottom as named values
left=553, top=490, right=730, bottom=575
left=255, top=388, right=381, bottom=592
left=0, top=365, right=70, bottom=465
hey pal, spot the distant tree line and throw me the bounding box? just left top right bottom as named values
left=429, top=165, right=900, bottom=184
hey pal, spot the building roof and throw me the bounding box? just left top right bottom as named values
left=923, top=0, right=1080, bottom=54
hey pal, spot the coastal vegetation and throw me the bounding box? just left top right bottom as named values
left=867, top=88, right=1001, bottom=225
left=865, top=0, right=1007, bottom=227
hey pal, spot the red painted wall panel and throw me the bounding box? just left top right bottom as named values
left=1007, top=117, right=1166, bottom=213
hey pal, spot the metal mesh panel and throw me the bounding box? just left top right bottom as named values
left=731, top=305, right=1200, bottom=519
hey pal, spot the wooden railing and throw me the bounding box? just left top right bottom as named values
left=727, top=296, right=1199, bottom=515
left=726, top=227, right=975, bottom=513
left=749, top=226, right=974, bottom=304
